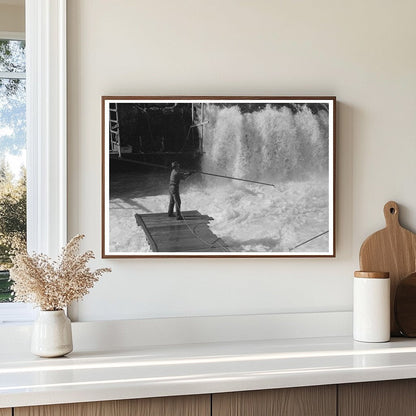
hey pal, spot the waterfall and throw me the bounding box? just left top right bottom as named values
left=198, top=104, right=329, bottom=183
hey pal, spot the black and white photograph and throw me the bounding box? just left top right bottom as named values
left=102, top=97, right=335, bottom=257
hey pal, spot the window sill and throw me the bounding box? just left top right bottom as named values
left=0, top=303, right=36, bottom=324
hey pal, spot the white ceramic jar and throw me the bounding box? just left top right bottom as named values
left=353, top=271, right=390, bottom=343
left=31, top=310, right=73, bottom=357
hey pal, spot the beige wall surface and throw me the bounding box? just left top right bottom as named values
left=0, top=4, right=24, bottom=34
left=67, top=0, right=416, bottom=321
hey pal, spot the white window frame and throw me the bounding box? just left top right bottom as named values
left=0, top=0, right=67, bottom=324
left=26, top=0, right=67, bottom=256
left=0, top=31, right=32, bottom=323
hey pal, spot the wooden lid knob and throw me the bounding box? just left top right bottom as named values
left=354, top=271, right=390, bottom=279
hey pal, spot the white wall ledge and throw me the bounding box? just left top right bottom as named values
left=0, top=311, right=352, bottom=353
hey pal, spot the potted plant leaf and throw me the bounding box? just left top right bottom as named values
left=10, top=234, right=111, bottom=357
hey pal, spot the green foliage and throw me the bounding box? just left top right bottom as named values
left=0, top=161, right=26, bottom=270
left=0, top=39, right=25, bottom=72
left=0, top=39, right=25, bottom=97
left=0, top=270, right=13, bottom=303
left=0, top=38, right=27, bottom=302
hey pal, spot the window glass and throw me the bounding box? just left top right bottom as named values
left=0, top=39, right=26, bottom=73
left=0, top=39, right=26, bottom=303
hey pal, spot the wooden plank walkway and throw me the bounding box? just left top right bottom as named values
left=134, top=210, right=229, bottom=252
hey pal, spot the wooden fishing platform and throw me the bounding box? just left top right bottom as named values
left=134, top=210, right=229, bottom=252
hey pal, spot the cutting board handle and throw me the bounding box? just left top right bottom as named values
left=384, top=201, right=400, bottom=228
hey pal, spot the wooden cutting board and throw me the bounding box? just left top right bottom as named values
left=359, top=201, right=416, bottom=336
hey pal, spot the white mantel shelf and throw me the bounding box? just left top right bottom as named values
left=2, top=335, right=416, bottom=409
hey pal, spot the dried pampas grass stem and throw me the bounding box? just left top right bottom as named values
left=10, top=234, right=111, bottom=311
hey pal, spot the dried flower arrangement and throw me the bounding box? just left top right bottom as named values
left=10, top=234, right=111, bottom=311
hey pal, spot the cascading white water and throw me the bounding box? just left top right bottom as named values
left=199, top=104, right=329, bottom=183
left=183, top=103, right=330, bottom=252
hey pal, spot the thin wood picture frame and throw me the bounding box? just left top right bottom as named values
left=102, top=96, right=336, bottom=258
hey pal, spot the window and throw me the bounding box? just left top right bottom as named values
left=0, top=33, right=34, bottom=322
left=0, top=1, right=67, bottom=324
left=0, top=2, right=67, bottom=324
left=0, top=37, right=26, bottom=301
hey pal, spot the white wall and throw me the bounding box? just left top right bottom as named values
left=67, top=0, right=416, bottom=322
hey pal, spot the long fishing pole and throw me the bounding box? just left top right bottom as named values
left=191, top=170, right=275, bottom=187
left=116, top=157, right=275, bottom=188
left=289, top=230, right=329, bottom=251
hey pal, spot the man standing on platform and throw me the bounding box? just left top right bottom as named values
left=168, top=161, right=193, bottom=220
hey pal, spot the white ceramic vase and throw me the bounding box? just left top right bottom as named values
left=31, top=310, right=73, bottom=357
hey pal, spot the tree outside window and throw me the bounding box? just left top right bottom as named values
left=0, top=38, right=26, bottom=302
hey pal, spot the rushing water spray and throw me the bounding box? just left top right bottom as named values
left=199, top=104, right=329, bottom=183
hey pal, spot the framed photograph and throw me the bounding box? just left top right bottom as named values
left=102, top=96, right=335, bottom=258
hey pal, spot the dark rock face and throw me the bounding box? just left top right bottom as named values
left=117, top=103, right=197, bottom=154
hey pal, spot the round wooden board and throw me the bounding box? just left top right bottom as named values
left=359, top=201, right=416, bottom=335
left=395, top=272, right=416, bottom=337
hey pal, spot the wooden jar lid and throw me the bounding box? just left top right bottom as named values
left=354, top=271, right=390, bottom=279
